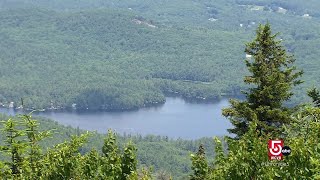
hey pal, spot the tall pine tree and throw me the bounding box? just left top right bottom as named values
left=190, top=144, right=208, bottom=180
left=222, top=23, right=303, bottom=138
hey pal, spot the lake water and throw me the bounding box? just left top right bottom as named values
left=0, top=97, right=233, bottom=139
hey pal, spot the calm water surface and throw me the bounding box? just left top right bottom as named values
left=0, top=97, right=232, bottom=139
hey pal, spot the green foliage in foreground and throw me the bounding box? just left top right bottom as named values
left=0, top=102, right=320, bottom=179
left=190, top=144, right=208, bottom=180
left=0, top=115, right=152, bottom=179
left=191, top=105, right=320, bottom=179
left=190, top=24, right=319, bottom=179
left=0, top=113, right=214, bottom=179
left=0, top=115, right=207, bottom=179
left=1, top=107, right=319, bottom=179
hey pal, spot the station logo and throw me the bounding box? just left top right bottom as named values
left=268, top=140, right=291, bottom=160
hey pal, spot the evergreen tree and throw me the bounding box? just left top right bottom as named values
left=222, top=23, right=303, bottom=137
left=41, top=133, right=89, bottom=179
left=307, top=87, right=320, bottom=107
left=102, top=129, right=122, bottom=178
left=121, top=141, right=138, bottom=179
left=0, top=116, right=144, bottom=179
left=190, top=144, right=208, bottom=180
left=0, top=118, right=27, bottom=177
left=23, top=114, right=51, bottom=178
left=82, top=148, right=102, bottom=179
left=207, top=106, right=320, bottom=179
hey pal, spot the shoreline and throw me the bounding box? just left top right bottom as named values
left=0, top=94, right=242, bottom=113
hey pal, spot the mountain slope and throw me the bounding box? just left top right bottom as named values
left=0, top=8, right=247, bottom=109
left=0, top=0, right=320, bottom=109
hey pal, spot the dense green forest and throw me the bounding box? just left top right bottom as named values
left=1, top=20, right=320, bottom=179
left=0, top=0, right=320, bottom=110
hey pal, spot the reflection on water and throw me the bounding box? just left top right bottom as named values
left=0, top=97, right=233, bottom=139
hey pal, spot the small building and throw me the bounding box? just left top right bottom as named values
left=277, top=7, right=287, bottom=14
left=9, top=102, right=14, bottom=108
left=302, top=14, right=311, bottom=18
left=246, top=54, right=252, bottom=59
left=208, top=18, right=218, bottom=22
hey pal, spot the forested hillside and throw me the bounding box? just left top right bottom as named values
left=1, top=18, right=320, bottom=179
left=0, top=113, right=215, bottom=179
left=0, top=7, right=245, bottom=110
left=0, top=0, right=320, bottom=110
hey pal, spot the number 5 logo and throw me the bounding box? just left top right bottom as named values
left=268, top=140, right=283, bottom=160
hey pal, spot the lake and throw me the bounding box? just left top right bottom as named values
left=0, top=97, right=233, bottom=139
